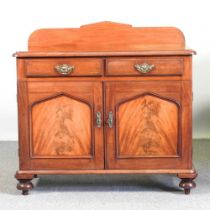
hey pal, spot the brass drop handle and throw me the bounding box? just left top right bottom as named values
left=107, top=111, right=113, bottom=128
left=134, top=63, right=155, bottom=74
left=55, top=64, right=75, bottom=75
left=96, top=111, right=102, bottom=128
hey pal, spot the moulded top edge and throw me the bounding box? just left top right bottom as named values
left=13, top=50, right=196, bottom=58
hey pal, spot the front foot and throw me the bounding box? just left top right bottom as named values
left=177, top=170, right=197, bottom=195
left=179, top=178, right=196, bottom=194
left=17, top=179, right=34, bottom=195
left=15, top=172, right=35, bottom=195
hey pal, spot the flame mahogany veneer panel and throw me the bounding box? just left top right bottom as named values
left=117, top=95, right=178, bottom=157
left=32, top=95, right=91, bottom=158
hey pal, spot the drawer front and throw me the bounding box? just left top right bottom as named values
left=106, top=57, right=184, bottom=76
left=25, top=58, right=104, bottom=77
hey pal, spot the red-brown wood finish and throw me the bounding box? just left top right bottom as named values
left=106, top=57, right=184, bottom=76
left=25, top=58, right=103, bottom=77
left=27, top=22, right=185, bottom=52
left=105, top=81, right=183, bottom=169
left=117, top=94, right=179, bottom=157
left=28, top=81, right=104, bottom=170
left=31, top=95, right=92, bottom=158
left=15, top=22, right=196, bottom=195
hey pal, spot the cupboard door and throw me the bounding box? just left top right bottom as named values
left=105, top=81, right=191, bottom=170
left=23, top=81, right=104, bottom=170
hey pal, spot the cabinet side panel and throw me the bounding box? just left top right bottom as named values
left=17, top=59, right=30, bottom=169
left=182, top=80, right=192, bottom=168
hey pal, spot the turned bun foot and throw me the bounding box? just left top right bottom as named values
left=179, top=178, right=196, bottom=194
left=17, top=179, right=34, bottom=195
left=177, top=171, right=197, bottom=195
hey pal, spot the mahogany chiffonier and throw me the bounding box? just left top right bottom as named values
left=14, top=22, right=197, bottom=195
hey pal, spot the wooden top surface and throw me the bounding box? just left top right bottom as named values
left=14, top=50, right=195, bottom=58
left=14, top=21, right=195, bottom=57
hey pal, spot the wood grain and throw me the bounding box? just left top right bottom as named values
left=25, top=81, right=104, bottom=170
left=105, top=81, right=183, bottom=170
left=15, top=22, right=196, bottom=194
left=25, top=58, right=103, bottom=77
left=117, top=95, right=178, bottom=157
left=14, top=50, right=195, bottom=58
left=106, top=57, right=183, bottom=76
left=16, top=168, right=196, bottom=175
left=32, top=95, right=91, bottom=157
left=28, top=21, right=185, bottom=52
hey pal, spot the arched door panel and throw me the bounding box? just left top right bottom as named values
left=105, top=81, right=182, bottom=169
left=25, top=81, right=104, bottom=170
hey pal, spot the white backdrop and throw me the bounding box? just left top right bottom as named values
left=0, top=0, right=209, bottom=140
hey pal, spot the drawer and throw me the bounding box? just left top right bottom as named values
left=25, top=58, right=104, bottom=77
left=105, top=57, right=184, bottom=76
